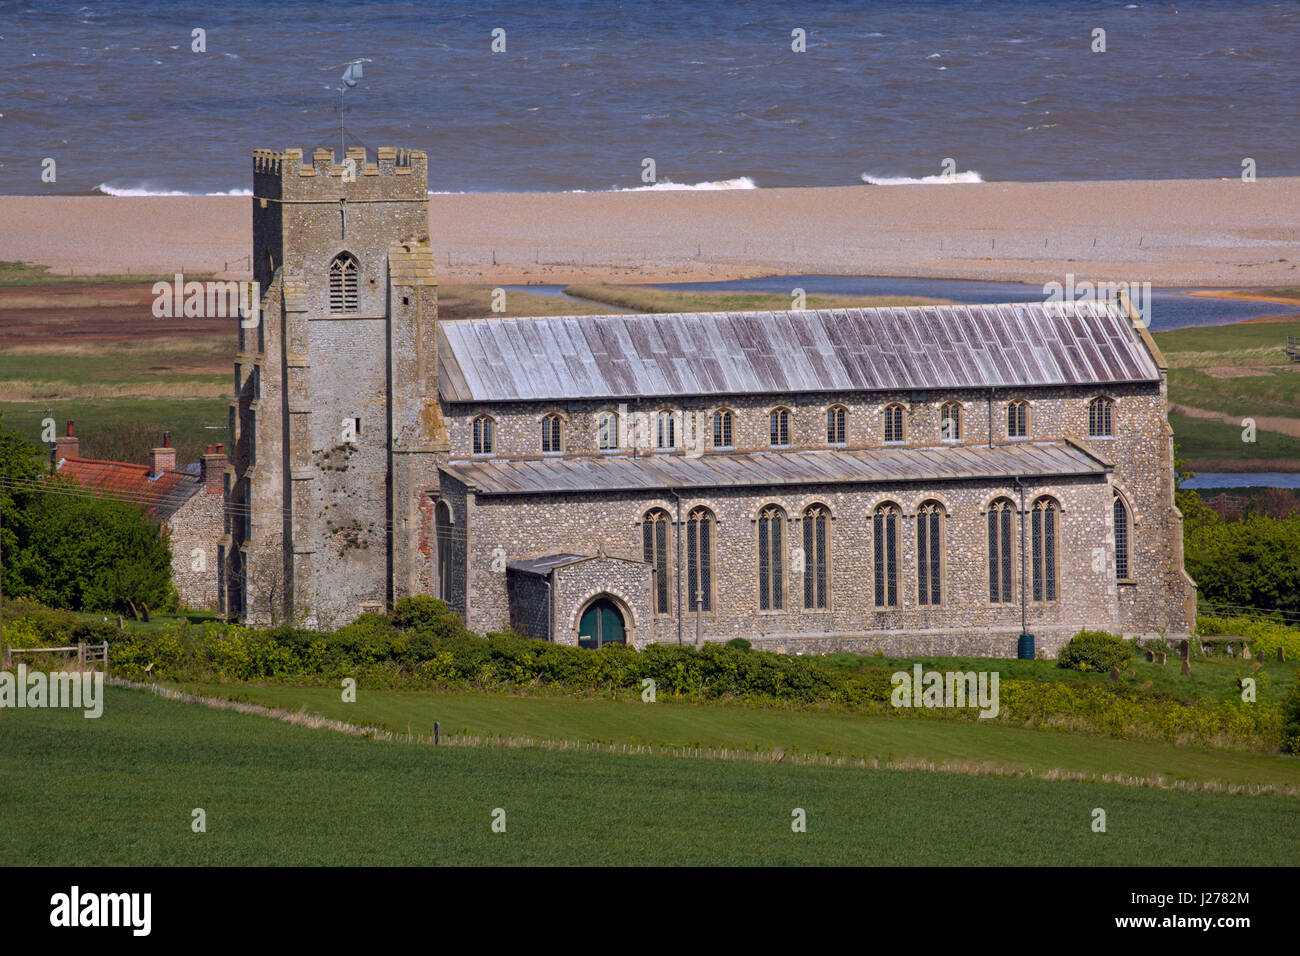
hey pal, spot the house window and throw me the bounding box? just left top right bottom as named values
left=1114, top=493, right=1130, bottom=580
left=827, top=405, right=847, bottom=445
left=802, top=504, right=830, bottom=609
left=988, top=498, right=1015, bottom=604
left=643, top=509, right=672, bottom=615
left=916, top=501, right=944, bottom=605
left=1008, top=400, right=1029, bottom=438
left=1031, top=496, right=1060, bottom=602
left=597, top=411, right=619, bottom=450
left=873, top=502, right=901, bottom=607
left=541, top=413, right=563, bottom=453
left=329, top=252, right=359, bottom=313
left=686, top=507, right=714, bottom=613
left=883, top=403, right=905, bottom=443
left=1088, top=397, right=1114, bottom=437
left=770, top=407, right=791, bottom=447
left=713, top=410, right=734, bottom=449
left=940, top=402, right=961, bottom=442
left=757, top=505, right=785, bottom=611
left=656, top=410, right=677, bottom=450
left=472, top=415, right=494, bottom=455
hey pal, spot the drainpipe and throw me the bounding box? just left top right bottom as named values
left=1014, top=475, right=1028, bottom=636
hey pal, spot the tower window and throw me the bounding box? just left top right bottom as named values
left=329, top=252, right=360, bottom=313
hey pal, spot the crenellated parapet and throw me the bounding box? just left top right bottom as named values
left=252, top=146, right=428, bottom=202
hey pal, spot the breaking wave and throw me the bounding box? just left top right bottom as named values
left=860, top=171, right=985, bottom=185
left=93, top=182, right=253, bottom=197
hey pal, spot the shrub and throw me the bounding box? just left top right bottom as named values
left=1283, top=679, right=1300, bottom=755
left=726, top=637, right=752, bottom=651
left=1058, top=629, right=1133, bottom=672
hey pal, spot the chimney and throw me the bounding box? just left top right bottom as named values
left=200, top=442, right=226, bottom=492
left=150, top=431, right=176, bottom=476
left=53, top=420, right=79, bottom=464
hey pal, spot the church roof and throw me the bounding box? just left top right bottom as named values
left=437, top=300, right=1160, bottom=404
left=441, top=441, right=1108, bottom=497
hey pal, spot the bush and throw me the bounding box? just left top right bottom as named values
left=1058, top=629, right=1134, bottom=672
left=1283, top=680, right=1300, bottom=755
left=726, top=637, right=752, bottom=651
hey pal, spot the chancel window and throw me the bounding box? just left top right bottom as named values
left=916, top=501, right=944, bottom=605
left=1031, top=497, right=1060, bottom=602
left=802, top=504, right=830, bottom=609
left=988, top=498, right=1015, bottom=604
left=757, top=505, right=785, bottom=611
left=643, top=509, right=672, bottom=615
left=686, top=507, right=714, bottom=613
left=873, top=502, right=901, bottom=607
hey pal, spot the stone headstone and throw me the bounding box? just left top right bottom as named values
left=1158, top=652, right=1167, bottom=665
left=1109, top=666, right=1121, bottom=683
left=1180, top=659, right=1191, bottom=677
left=1226, top=644, right=1234, bottom=658
left=1146, top=650, right=1154, bottom=662
left=1180, top=639, right=1190, bottom=660
left=1243, top=645, right=1252, bottom=660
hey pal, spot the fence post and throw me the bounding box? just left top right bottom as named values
left=2, top=644, right=9, bottom=668
left=78, top=642, right=86, bottom=666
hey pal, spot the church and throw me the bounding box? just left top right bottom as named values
left=222, top=146, right=1196, bottom=657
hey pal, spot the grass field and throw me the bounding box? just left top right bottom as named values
left=3, top=686, right=1297, bottom=866
left=181, top=681, right=1300, bottom=794
left=564, top=283, right=953, bottom=313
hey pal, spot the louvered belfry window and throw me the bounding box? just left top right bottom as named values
left=329, top=253, right=359, bottom=313
left=757, top=506, right=785, bottom=611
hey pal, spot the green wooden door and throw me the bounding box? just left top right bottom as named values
left=578, top=598, right=625, bottom=649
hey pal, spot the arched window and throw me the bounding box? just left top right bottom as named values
left=656, top=410, right=677, bottom=450
left=802, top=504, right=830, bottom=609
left=642, top=509, right=672, bottom=615
left=713, top=410, right=734, bottom=449
left=435, top=500, right=453, bottom=601
left=329, top=252, right=359, bottom=313
left=917, top=501, right=945, bottom=605
left=883, top=403, right=905, bottom=443
left=827, top=405, right=847, bottom=445
left=873, top=502, right=901, bottom=607
left=988, top=497, right=1015, bottom=604
left=1114, top=492, right=1131, bottom=580
left=472, top=415, right=494, bottom=455
left=770, top=407, right=791, bottom=447
left=1031, top=496, right=1060, bottom=602
left=686, top=507, right=714, bottom=613
left=1088, top=397, right=1114, bottom=437
left=541, top=413, right=563, bottom=453
left=1007, top=400, right=1029, bottom=439
left=597, top=411, right=619, bottom=450
left=940, top=402, right=961, bottom=442
left=757, top=505, right=785, bottom=611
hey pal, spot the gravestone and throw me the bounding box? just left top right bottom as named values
left=1158, top=652, right=1167, bottom=665
left=1146, top=650, right=1154, bottom=662
left=1180, top=659, right=1191, bottom=677
left=1243, top=645, right=1252, bottom=660
left=1109, top=666, right=1121, bottom=683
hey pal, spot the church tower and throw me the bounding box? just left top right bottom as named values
left=225, top=146, right=447, bottom=628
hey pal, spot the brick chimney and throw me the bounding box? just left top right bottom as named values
left=149, top=431, right=176, bottom=476
left=53, top=420, right=79, bottom=463
left=200, top=443, right=226, bottom=492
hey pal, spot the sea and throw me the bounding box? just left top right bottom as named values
left=2, top=0, right=1298, bottom=196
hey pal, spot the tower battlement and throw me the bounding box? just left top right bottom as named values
left=252, top=146, right=428, bottom=200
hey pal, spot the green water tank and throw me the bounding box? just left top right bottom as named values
left=1017, top=633, right=1036, bottom=660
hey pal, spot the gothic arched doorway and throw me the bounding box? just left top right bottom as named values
left=578, top=597, right=626, bottom=649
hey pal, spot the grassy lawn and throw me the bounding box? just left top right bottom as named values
left=177, top=680, right=1300, bottom=794
left=2, top=686, right=1297, bottom=865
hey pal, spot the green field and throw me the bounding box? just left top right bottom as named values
left=3, top=686, right=1297, bottom=865
left=182, top=681, right=1300, bottom=794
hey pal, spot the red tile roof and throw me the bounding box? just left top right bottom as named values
left=53, top=456, right=202, bottom=521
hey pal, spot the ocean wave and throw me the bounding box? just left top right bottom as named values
left=860, top=171, right=984, bottom=185
left=93, top=183, right=253, bottom=197
left=588, top=177, right=759, bottom=193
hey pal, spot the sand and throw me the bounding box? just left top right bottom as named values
left=1, top=177, right=1298, bottom=287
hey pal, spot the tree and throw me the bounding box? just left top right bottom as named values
left=0, top=417, right=45, bottom=599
